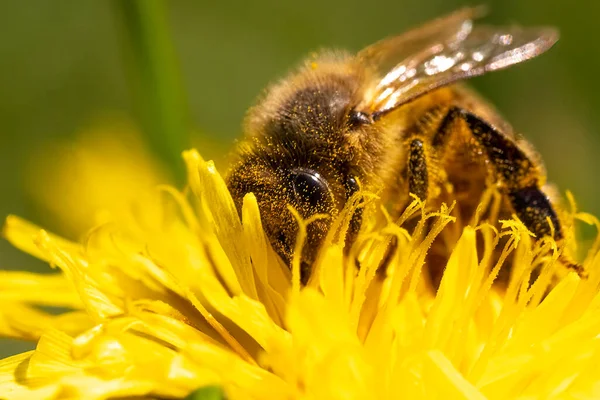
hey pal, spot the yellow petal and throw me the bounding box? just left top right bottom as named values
left=424, top=350, right=486, bottom=400
left=0, top=304, right=91, bottom=341
left=0, top=271, right=81, bottom=308
left=184, top=150, right=257, bottom=299
left=0, top=352, right=60, bottom=400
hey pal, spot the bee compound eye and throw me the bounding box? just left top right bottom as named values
left=291, top=169, right=330, bottom=209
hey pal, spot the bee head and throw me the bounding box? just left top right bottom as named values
left=226, top=58, right=369, bottom=283
left=226, top=145, right=363, bottom=284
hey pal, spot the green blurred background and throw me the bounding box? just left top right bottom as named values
left=1, top=1, right=599, bottom=357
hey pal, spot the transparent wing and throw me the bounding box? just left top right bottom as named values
left=358, top=6, right=484, bottom=74
left=358, top=14, right=558, bottom=119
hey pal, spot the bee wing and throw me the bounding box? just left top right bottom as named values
left=358, top=7, right=484, bottom=74
left=358, top=13, right=558, bottom=119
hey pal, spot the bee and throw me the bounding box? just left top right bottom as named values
left=226, top=7, right=582, bottom=284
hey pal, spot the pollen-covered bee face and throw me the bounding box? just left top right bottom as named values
left=226, top=67, right=368, bottom=283
left=227, top=158, right=352, bottom=281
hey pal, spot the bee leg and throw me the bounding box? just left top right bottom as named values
left=377, top=138, right=431, bottom=279
left=407, top=138, right=429, bottom=201
left=459, top=110, right=558, bottom=234
left=406, top=105, right=455, bottom=205
left=441, top=107, right=584, bottom=277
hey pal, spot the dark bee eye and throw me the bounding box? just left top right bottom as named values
left=291, top=169, right=330, bottom=209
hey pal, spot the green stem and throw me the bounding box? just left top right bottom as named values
left=113, top=0, right=189, bottom=182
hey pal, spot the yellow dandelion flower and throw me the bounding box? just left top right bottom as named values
left=1, top=149, right=600, bottom=399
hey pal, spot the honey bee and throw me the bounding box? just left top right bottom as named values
left=226, top=7, right=582, bottom=284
